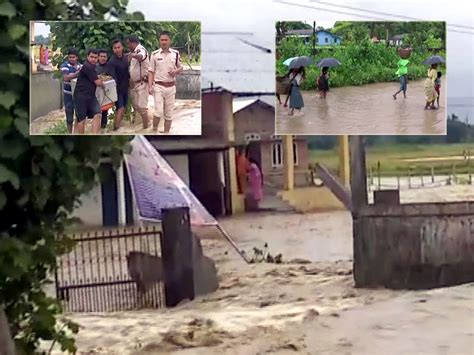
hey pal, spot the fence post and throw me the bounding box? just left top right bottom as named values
left=421, top=174, right=424, bottom=187
left=161, top=207, right=195, bottom=307
left=452, top=164, right=456, bottom=184
left=431, top=166, right=435, bottom=183
left=408, top=167, right=412, bottom=189
left=397, top=174, right=400, bottom=190
left=377, top=161, right=381, bottom=190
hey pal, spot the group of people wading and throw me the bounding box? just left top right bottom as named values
left=276, top=66, right=330, bottom=116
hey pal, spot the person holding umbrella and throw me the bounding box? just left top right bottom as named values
left=422, top=55, right=445, bottom=110
left=316, top=58, right=340, bottom=99
left=286, top=56, right=313, bottom=116
left=288, top=66, right=305, bottom=116
left=424, top=63, right=439, bottom=109
left=317, top=67, right=330, bottom=99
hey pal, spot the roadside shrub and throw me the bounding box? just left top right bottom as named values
left=277, top=38, right=446, bottom=89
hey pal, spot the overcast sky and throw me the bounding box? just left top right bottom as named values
left=34, top=22, right=50, bottom=37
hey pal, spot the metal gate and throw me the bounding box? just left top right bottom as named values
left=55, top=226, right=165, bottom=312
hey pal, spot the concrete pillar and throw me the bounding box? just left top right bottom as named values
left=283, top=135, right=294, bottom=190
left=117, top=163, right=127, bottom=226
left=338, top=135, right=350, bottom=187
left=349, top=136, right=368, bottom=211
left=227, top=147, right=244, bottom=214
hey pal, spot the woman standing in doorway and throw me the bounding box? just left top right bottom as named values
left=39, top=44, right=46, bottom=65
left=247, top=158, right=263, bottom=209
left=45, top=46, right=50, bottom=65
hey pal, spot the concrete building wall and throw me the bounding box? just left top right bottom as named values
left=30, top=72, right=62, bottom=120
left=176, top=69, right=201, bottom=100
left=74, top=184, right=103, bottom=227
left=354, top=202, right=474, bottom=289
left=163, top=154, right=190, bottom=186
left=234, top=102, right=275, bottom=142
left=201, top=90, right=232, bottom=143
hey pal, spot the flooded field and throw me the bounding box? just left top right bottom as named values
left=276, top=78, right=447, bottom=135
left=30, top=97, right=201, bottom=135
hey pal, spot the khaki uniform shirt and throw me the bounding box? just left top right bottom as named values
left=129, top=43, right=149, bottom=84
left=148, top=48, right=182, bottom=83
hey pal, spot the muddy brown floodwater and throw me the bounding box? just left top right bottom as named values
left=40, top=185, right=473, bottom=354
left=276, top=78, right=447, bottom=135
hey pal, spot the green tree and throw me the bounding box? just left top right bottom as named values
left=0, top=1, right=140, bottom=353
left=50, top=21, right=201, bottom=68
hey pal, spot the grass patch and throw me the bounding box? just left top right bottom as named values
left=44, top=120, right=68, bottom=135
left=310, top=143, right=474, bottom=176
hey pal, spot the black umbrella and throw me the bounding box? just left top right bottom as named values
left=422, top=55, right=445, bottom=65
left=288, top=56, right=313, bottom=69
left=317, top=57, right=341, bottom=68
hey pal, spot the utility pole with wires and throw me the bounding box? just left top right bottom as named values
left=312, top=21, right=316, bottom=57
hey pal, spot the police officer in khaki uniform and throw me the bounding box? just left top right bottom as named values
left=148, top=31, right=183, bottom=133
left=127, top=35, right=150, bottom=129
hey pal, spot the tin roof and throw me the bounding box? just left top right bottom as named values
left=233, top=97, right=275, bottom=114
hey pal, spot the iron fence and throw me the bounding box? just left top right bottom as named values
left=55, top=226, right=165, bottom=312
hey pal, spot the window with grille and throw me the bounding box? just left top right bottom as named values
left=271, top=142, right=298, bottom=167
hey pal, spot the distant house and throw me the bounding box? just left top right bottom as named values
left=388, top=34, right=405, bottom=46
left=286, top=29, right=342, bottom=46
left=371, top=36, right=381, bottom=44
left=233, top=98, right=310, bottom=188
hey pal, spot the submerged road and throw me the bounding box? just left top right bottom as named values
left=276, top=77, right=447, bottom=135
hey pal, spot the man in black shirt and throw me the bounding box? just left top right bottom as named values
left=96, top=48, right=116, bottom=129
left=73, top=48, right=104, bottom=134
left=108, top=39, right=130, bottom=131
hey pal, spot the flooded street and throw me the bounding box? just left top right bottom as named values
left=42, top=185, right=473, bottom=354
left=276, top=78, right=447, bottom=135
left=30, top=97, right=201, bottom=135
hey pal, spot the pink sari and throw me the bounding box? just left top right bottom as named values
left=248, top=163, right=263, bottom=202
left=45, top=49, right=49, bottom=65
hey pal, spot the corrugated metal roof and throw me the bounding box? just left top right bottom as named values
left=201, top=33, right=275, bottom=93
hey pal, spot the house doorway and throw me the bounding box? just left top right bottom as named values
left=188, top=151, right=225, bottom=217
left=101, top=163, right=119, bottom=227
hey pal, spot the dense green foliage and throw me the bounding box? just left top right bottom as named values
left=49, top=21, right=201, bottom=68
left=34, top=35, right=51, bottom=45
left=0, top=1, right=140, bottom=353
left=276, top=21, right=445, bottom=89
left=332, top=21, right=445, bottom=49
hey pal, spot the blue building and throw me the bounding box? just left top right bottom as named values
left=286, top=29, right=342, bottom=46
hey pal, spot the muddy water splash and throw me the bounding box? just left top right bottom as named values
left=276, top=78, right=447, bottom=135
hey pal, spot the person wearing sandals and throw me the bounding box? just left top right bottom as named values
left=288, top=66, right=305, bottom=116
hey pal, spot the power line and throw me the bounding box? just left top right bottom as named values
left=273, top=0, right=474, bottom=35
left=309, top=0, right=474, bottom=30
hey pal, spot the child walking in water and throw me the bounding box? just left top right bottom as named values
left=393, top=58, right=409, bottom=99
left=434, top=71, right=442, bottom=108
left=317, top=67, right=330, bottom=99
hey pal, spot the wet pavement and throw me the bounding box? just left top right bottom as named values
left=276, top=78, right=447, bottom=135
